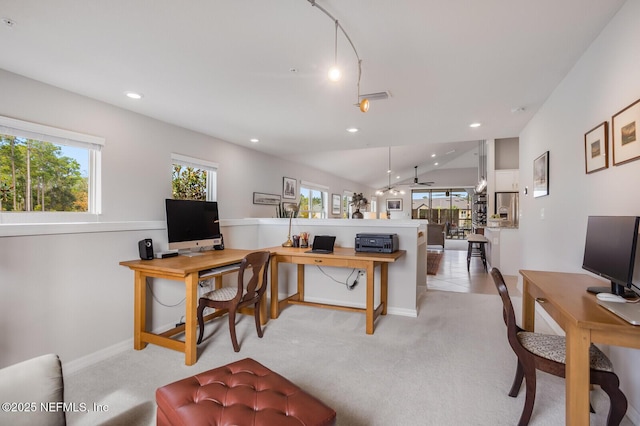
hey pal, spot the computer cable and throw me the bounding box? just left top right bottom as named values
left=315, top=266, right=360, bottom=290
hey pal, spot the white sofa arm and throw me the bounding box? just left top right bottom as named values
left=0, top=353, right=65, bottom=426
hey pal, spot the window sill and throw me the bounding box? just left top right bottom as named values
left=0, top=220, right=165, bottom=237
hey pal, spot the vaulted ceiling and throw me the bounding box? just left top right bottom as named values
left=0, top=0, right=626, bottom=189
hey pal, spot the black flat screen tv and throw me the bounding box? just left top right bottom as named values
left=165, top=199, right=221, bottom=254
left=582, top=215, right=640, bottom=297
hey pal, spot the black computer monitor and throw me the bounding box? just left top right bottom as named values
left=165, top=199, right=221, bottom=254
left=582, top=215, right=640, bottom=298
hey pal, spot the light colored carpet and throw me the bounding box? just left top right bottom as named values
left=65, top=290, right=629, bottom=425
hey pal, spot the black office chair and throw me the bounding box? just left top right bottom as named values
left=197, top=251, right=270, bottom=352
left=490, top=267, right=627, bottom=426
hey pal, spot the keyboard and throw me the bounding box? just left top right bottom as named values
left=199, top=262, right=241, bottom=278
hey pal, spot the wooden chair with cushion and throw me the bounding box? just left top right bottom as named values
left=490, top=267, right=627, bottom=426
left=197, top=251, right=271, bottom=352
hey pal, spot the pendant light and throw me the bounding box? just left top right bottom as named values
left=327, top=20, right=341, bottom=82
left=308, top=0, right=369, bottom=112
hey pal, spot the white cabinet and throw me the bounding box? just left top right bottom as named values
left=495, top=169, right=519, bottom=192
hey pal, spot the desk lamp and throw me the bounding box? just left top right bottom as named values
left=282, top=203, right=299, bottom=247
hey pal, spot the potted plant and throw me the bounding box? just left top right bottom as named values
left=350, top=193, right=368, bottom=219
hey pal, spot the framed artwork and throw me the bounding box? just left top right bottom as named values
left=386, top=198, right=403, bottom=211
left=612, top=98, right=640, bottom=166
left=533, top=151, right=549, bottom=198
left=584, top=121, right=608, bottom=174
left=331, top=193, right=341, bottom=215
left=282, top=177, right=297, bottom=199
left=253, top=192, right=281, bottom=205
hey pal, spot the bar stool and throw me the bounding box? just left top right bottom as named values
left=467, top=234, right=489, bottom=271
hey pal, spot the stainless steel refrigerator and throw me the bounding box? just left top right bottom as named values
left=495, top=192, right=519, bottom=228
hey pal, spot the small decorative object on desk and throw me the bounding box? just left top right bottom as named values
left=292, top=235, right=300, bottom=247
left=350, top=193, right=368, bottom=219
left=299, top=232, right=309, bottom=248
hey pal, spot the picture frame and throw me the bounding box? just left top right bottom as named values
left=584, top=121, right=608, bottom=174
left=253, top=192, right=281, bottom=205
left=533, top=151, right=549, bottom=198
left=331, top=193, right=341, bottom=215
left=282, top=177, right=297, bottom=199
left=386, top=198, right=403, bottom=211
left=612, top=98, right=640, bottom=166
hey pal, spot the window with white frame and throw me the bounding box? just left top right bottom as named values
left=171, top=153, right=218, bottom=201
left=0, top=116, right=103, bottom=219
left=299, top=181, right=328, bottom=219
left=342, top=191, right=353, bottom=219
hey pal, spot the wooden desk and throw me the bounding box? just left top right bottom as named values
left=520, top=270, right=640, bottom=425
left=120, top=249, right=254, bottom=366
left=268, top=247, right=406, bottom=334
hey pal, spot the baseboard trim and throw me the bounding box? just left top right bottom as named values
left=62, top=321, right=176, bottom=376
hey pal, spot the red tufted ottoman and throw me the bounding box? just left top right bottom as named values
left=156, top=358, right=336, bottom=426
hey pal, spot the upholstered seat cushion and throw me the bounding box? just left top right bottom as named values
left=156, top=358, right=336, bottom=426
left=517, top=331, right=613, bottom=372
left=201, top=286, right=239, bottom=301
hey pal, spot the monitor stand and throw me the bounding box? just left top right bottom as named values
left=179, top=249, right=204, bottom=257
left=587, top=281, right=637, bottom=299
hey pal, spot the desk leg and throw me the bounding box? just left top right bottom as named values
left=522, top=278, right=536, bottom=332
left=184, top=272, right=199, bottom=366
left=565, top=323, right=591, bottom=425
left=366, top=262, right=375, bottom=335
left=270, top=258, right=279, bottom=319
left=133, top=271, right=147, bottom=350
left=380, top=263, right=388, bottom=315
left=297, top=264, right=305, bottom=301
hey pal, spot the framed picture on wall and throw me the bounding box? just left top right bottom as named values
left=584, top=121, right=608, bottom=174
left=612, top=98, right=640, bottom=166
left=282, top=177, right=297, bottom=199
left=331, top=193, right=341, bottom=215
left=253, top=192, right=281, bottom=205
left=533, top=151, right=549, bottom=198
left=386, top=198, right=402, bottom=211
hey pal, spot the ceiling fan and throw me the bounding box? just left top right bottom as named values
left=413, top=166, right=434, bottom=186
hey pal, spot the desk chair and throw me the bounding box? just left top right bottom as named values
left=490, top=268, right=627, bottom=426
left=197, top=251, right=271, bottom=352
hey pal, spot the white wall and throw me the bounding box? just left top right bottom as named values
left=519, top=0, right=640, bottom=420
left=0, top=69, right=372, bottom=368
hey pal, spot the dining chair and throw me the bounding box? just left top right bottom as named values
left=490, top=267, right=627, bottom=426
left=197, top=251, right=271, bottom=352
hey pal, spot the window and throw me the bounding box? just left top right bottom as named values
left=0, top=116, right=103, bottom=219
left=411, top=188, right=472, bottom=238
left=171, top=154, right=218, bottom=201
left=299, top=181, right=328, bottom=219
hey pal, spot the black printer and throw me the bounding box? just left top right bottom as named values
left=354, top=233, right=399, bottom=253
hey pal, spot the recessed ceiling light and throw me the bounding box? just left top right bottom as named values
left=250, top=138, right=259, bottom=143
left=431, top=153, right=436, bottom=158
left=125, top=91, right=143, bottom=100
left=469, top=122, right=481, bottom=128
left=434, top=162, right=439, bottom=166
left=346, top=128, right=359, bottom=133
left=396, top=175, right=400, bottom=179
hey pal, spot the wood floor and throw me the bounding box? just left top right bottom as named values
left=426, top=244, right=520, bottom=296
